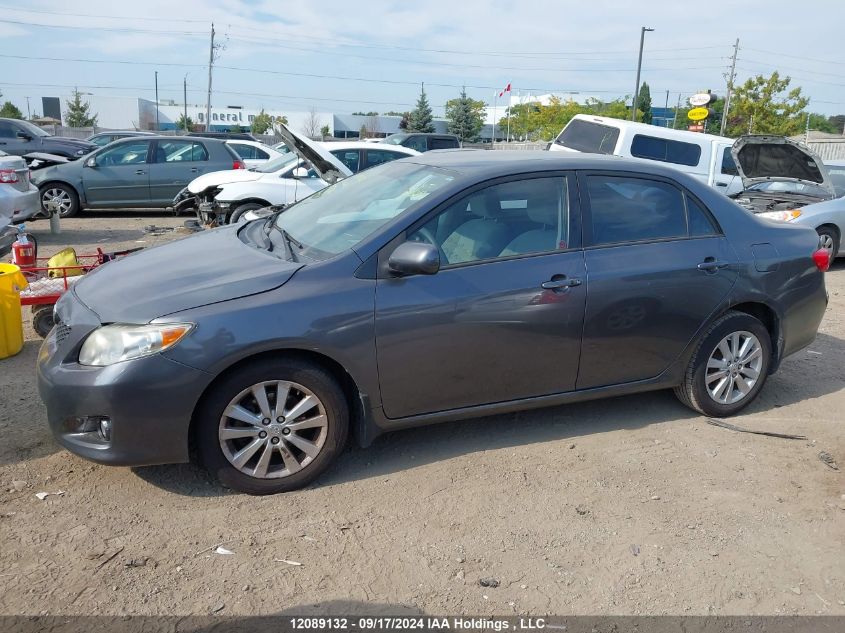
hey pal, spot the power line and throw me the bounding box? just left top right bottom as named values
left=0, top=17, right=206, bottom=36
left=0, top=4, right=208, bottom=23
left=743, top=47, right=844, bottom=66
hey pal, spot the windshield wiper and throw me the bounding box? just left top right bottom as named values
left=263, top=210, right=303, bottom=261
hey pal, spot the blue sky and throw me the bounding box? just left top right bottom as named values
left=1, top=0, right=843, bottom=119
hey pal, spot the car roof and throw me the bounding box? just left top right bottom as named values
left=404, top=149, right=690, bottom=180
left=323, top=141, right=418, bottom=154
left=91, top=131, right=156, bottom=136
left=104, top=135, right=227, bottom=145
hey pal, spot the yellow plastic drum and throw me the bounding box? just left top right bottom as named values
left=0, top=263, right=29, bottom=359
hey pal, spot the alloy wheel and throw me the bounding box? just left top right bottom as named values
left=705, top=331, right=763, bottom=405
left=818, top=233, right=836, bottom=259
left=42, top=188, right=72, bottom=216
left=218, top=380, right=328, bottom=479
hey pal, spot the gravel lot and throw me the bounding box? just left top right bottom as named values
left=1, top=212, right=844, bottom=617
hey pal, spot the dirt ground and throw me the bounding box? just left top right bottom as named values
left=1, top=212, right=844, bottom=617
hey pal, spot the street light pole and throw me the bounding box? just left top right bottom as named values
left=154, top=71, right=160, bottom=132
left=632, top=27, right=654, bottom=121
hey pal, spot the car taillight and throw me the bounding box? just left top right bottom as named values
left=812, top=248, right=830, bottom=272
left=0, top=169, right=20, bottom=183
left=232, top=160, right=245, bottom=170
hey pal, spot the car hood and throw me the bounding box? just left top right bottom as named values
left=273, top=122, right=352, bottom=184
left=732, top=135, right=834, bottom=192
left=187, top=169, right=263, bottom=193
left=73, top=224, right=303, bottom=323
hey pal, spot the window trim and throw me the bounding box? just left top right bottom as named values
left=577, top=170, right=723, bottom=250
left=377, top=171, right=582, bottom=278
left=94, top=139, right=153, bottom=166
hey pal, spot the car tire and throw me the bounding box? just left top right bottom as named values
left=39, top=183, right=80, bottom=218
left=674, top=310, right=772, bottom=417
left=816, top=226, right=839, bottom=260
left=196, top=357, right=349, bottom=494
left=228, top=202, right=266, bottom=224
left=32, top=306, right=55, bottom=338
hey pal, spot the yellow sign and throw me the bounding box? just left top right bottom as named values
left=688, top=107, right=710, bottom=121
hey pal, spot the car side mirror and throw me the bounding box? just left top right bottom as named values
left=16, top=132, right=32, bottom=141
left=84, top=157, right=97, bottom=168
left=388, top=241, right=440, bottom=276
left=292, top=166, right=310, bottom=178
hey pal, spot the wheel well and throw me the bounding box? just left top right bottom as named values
left=187, top=349, right=362, bottom=455
left=816, top=223, right=840, bottom=241
left=727, top=301, right=780, bottom=367
left=233, top=198, right=272, bottom=210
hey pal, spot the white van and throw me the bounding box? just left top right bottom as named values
left=549, top=114, right=742, bottom=195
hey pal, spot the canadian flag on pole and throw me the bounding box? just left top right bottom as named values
left=498, top=83, right=511, bottom=98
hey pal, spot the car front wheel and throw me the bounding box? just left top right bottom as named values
left=816, top=227, right=839, bottom=260
left=228, top=202, right=266, bottom=224
left=196, top=358, right=349, bottom=494
left=40, top=184, right=80, bottom=218
left=674, top=311, right=771, bottom=417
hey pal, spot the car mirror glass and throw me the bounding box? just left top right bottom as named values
left=84, top=157, right=97, bottom=168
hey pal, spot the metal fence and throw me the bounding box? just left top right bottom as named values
left=806, top=140, right=845, bottom=161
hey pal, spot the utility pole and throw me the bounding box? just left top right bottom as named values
left=673, top=93, right=681, bottom=129
left=664, top=90, right=669, bottom=127
left=25, top=96, right=31, bottom=120
left=205, top=23, right=215, bottom=132
left=183, top=74, right=189, bottom=132
left=632, top=27, right=654, bottom=121
left=721, top=38, right=739, bottom=136
left=154, top=71, right=160, bottom=132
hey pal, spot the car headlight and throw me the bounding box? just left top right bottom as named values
left=758, top=209, right=802, bottom=222
left=79, top=323, right=193, bottom=366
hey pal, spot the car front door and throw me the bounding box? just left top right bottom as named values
left=0, top=120, right=30, bottom=155
left=148, top=140, right=212, bottom=204
left=375, top=173, right=586, bottom=419
left=82, top=140, right=151, bottom=206
left=575, top=172, right=738, bottom=390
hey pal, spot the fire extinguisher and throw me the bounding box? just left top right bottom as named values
left=11, top=225, right=37, bottom=269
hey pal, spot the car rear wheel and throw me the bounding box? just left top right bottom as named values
left=816, top=227, right=839, bottom=260
left=40, top=184, right=79, bottom=218
left=674, top=311, right=771, bottom=417
left=196, top=358, right=349, bottom=494
left=228, top=202, right=266, bottom=224
left=32, top=305, right=55, bottom=338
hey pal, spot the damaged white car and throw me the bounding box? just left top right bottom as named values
left=173, top=125, right=418, bottom=224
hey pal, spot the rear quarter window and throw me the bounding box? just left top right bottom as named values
left=631, top=135, right=702, bottom=167
left=555, top=120, right=620, bottom=154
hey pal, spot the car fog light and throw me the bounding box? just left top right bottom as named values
left=98, top=418, right=112, bottom=441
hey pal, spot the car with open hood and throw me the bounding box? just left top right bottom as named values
left=729, top=135, right=835, bottom=214
left=175, top=126, right=418, bottom=224
left=38, top=150, right=829, bottom=494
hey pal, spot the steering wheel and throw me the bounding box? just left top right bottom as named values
left=411, top=226, right=449, bottom=266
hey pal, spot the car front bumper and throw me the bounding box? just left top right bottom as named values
left=36, top=293, right=212, bottom=467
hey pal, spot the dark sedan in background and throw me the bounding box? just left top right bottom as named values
left=31, top=135, right=244, bottom=217
left=38, top=148, right=829, bottom=494
left=0, top=118, right=96, bottom=159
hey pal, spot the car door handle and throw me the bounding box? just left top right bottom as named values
left=135, top=169, right=146, bottom=175
left=190, top=167, right=199, bottom=173
left=715, top=182, right=728, bottom=187
left=697, top=258, right=729, bottom=272
left=541, top=276, right=581, bottom=290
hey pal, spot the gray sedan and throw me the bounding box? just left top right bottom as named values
left=757, top=196, right=844, bottom=259
left=30, top=135, right=244, bottom=217
left=38, top=150, right=829, bottom=494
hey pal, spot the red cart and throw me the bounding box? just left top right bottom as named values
left=18, top=247, right=142, bottom=337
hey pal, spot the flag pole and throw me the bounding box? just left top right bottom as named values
left=505, top=90, right=511, bottom=143
left=492, top=92, right=497, bottom=146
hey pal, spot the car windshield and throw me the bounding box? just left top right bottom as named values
left=254, top=153, right=298, bottom=173
left=381, top=134, right=408, bottom=145
left=17, top=120, right=51, bottom=138
left=273, top=161, right=455, bottom=260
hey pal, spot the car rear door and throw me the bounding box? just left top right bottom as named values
left=374, top=173, right=586, bottom=419
left=82, top=139, right=151, bottom=206
left=575, top=171, right=738, bottom=390
left=148, top=139, right=213, bottom=204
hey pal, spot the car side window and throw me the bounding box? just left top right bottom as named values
left=330, top=149, right=361, bottom=173
left=255, top=147, right=269, bottom=160
left=156, top=141, right=208, bottom=162
left=97, top=141, right=150, bottom=166
left=630, top=135, right=702, bottom=167
left=405, top=136, right=427, bottom=152
left=409, top=176, right=570, bottom=267
left=721, top=147, right=739, bottom=176
left=230, top=143, right=257, bottom=159
left=364, top=149, right=406, bottom=169
left=431, top=138, right=458, bottom=150
left=587, top=175, right=687, bottom=245
left=686, top=194, right=719, bottom=237
left=0, top=121, right=17, bottom=138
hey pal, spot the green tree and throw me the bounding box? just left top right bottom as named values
left=64, top=89, right=98, bottom=127
left=175, top=113, right=194, bottom=130
left=445, top=89, right=485, bottom=142
left=637, top=82, right=652, bottom=124
left=250, top=109, right=274, bottom=134
left=807, top=113, right=839, bottom=134
left=0, top=101, right=24, bottom=119
left=723, top=72, right=808, bottom=137
left=320, top=124, right=330, bottom=139
left=229, top=124, right=243, bottom=133
left=408, top=87, right=434, bottom=133
left=829, top=115, right=845, bottom=134
left=384, top=111, right=405, bottom=117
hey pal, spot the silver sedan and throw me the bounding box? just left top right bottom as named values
left=758, top=196, right=844, bottom=259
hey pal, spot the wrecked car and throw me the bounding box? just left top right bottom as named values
left=729, top=135, right=835, bottom=214
left=173, top=125, right=418, bottom=225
